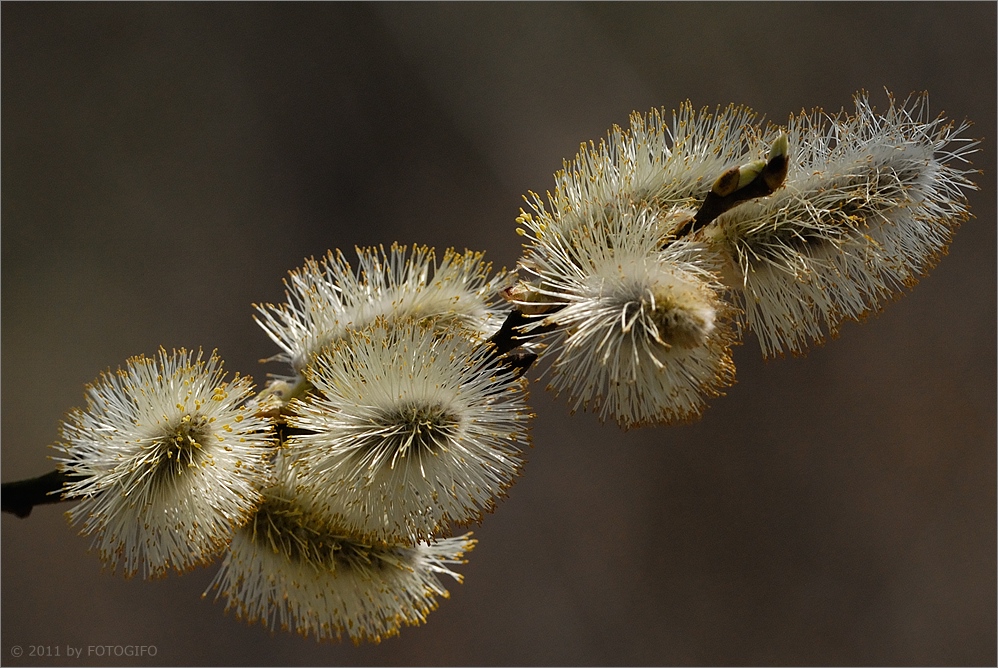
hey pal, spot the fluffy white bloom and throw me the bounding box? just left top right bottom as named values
left=207, top=459, right=475, bottom=644
left=285, top=317, right=531, bottom=544
left=529, top=101, right=760, bottom=233
left=515, top=201, right=736, bottom=427
left=517, top=90, right=976, bottom=363
left=53, top=349, right=276, bottom=578
left=702, top=92, right=978, bottom=356
left=254, top=244, right=509, bottom=376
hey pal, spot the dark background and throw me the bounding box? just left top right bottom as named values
left=3, top=3, right=995, bottom=666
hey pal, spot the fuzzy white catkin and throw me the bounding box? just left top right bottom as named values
left=287, top=317, right=531, bottom=544
left=516, top=199, right=736, bottom=427
left=528, top=101, right=761, bottom=233
left=254, top=244, right=509, bottom=376
left=54, top=348, right=276, bottom=578
left=703, top=92, right=977, bottom=356
left=511, top=102, right=766, bottom=427
left=207, top=453, right=475, bottom=644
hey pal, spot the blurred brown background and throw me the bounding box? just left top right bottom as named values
left=2, top=3, right=995, bottom=666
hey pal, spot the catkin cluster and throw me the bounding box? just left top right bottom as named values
left=57, top=246, right=531, bottom=643
left=51, top=91, right=976, bottom=642
left=513, top=91, right=976, bottom=425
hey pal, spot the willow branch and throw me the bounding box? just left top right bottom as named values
left=2, top=470, right=73, bottom=518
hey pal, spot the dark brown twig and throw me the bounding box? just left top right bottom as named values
left=2, top=470, right=73, bottom=518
